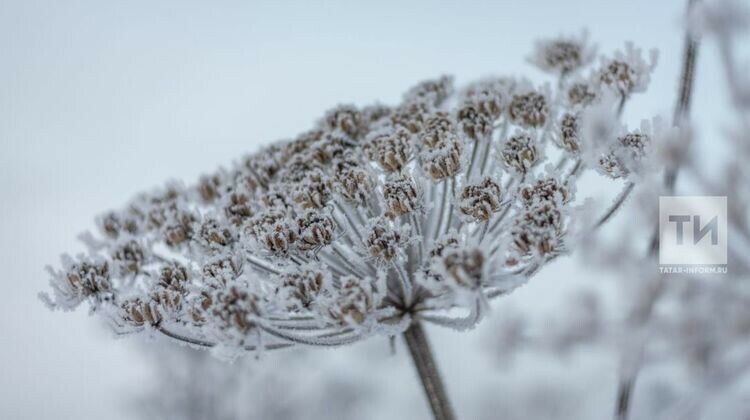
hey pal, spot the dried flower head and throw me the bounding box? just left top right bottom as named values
left=508, top=87, right=549, bottom=128
left=42, top=35, right=655, bottom=364
left=500, top=131, right=539, bottom=174
left=383, top=176, right=421, bottom=218
left=364, top=128, right=413, bottom=172
left=529, top=33, right=595, bottom=75
left=598, top=42, right=658, bottom=97
left=519, top=176, right=570, bottom=207
left=458, top=177, right=503, bottom=222
left=456, top=104, right=494, bottom=140
left=555, top=112, right=582, bottom=154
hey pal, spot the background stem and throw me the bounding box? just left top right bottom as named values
left=403, top=321, right=456, bottom=420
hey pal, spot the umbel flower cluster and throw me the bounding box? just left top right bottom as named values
left=42, top=35, right=656, bottom=355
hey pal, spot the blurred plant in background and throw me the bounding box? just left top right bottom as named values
left=482, top=1, right=750, bottom=419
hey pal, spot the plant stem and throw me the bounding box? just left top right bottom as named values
left=614, top=2, right=701, bottom=419
left=403, top=321, right=456, bottom=420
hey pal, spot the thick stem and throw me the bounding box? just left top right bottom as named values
left=403, top=322, right=456, bottom=420
left=614, top=375, right=636, bottom=420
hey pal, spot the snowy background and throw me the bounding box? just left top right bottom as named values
left=0, top=0, right=742, bottom=419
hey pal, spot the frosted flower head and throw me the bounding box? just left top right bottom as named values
left=499, top=130, right=539, bottom=174
left=322, top=275, right=385, bottom=327
left=274, top=266, right=331, bottom=313
left=508, top=83, right=550, bottom=128
left=519, top=176, right=570, bottom=208
left=365, top=217, right=409, bottom=263
left=460, top=77, right=515, bottom=118
left=44, top=255, right=112, bottom=310
left=364, top=127, right=413, bottom=172
left=403, top=75, right=454, bottom=107
left=529, top=32, right=595, bottom=76
left=439, top=247, right=486, bottom=291
left=553, top=112, right=582, bottom=154
left=594, top=118, right=654, bottom=179
left=456, top=103, right=494, bottom=140
left=598, top=42, right=658, bottom=97
left=322, top=104, right=366, bottom=140
left=420, top=133, right=464, bottom=180
left=566, top=80, right=598, bottom=108
left=42, top=35, right=656, bottom=354
left=458, top=177, right=503, bottom=222
left=296, top=210, right=336, bottom=252
left=383, top=176, right=421, bottom=218
left=510, top=201, right=564, bottom=260
left=210, top=286, right=263, bottom=334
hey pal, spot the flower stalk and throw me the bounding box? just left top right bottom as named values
left=403, top=321, right=455, bottom=420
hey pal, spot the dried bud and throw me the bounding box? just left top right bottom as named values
left=212, top=286, right=262, bottom=333
left=618, top=132, right=650, bottom=159
left=122, top=298, right=162, bottom=326
left=555, top=112, right=581, bottom=154
left=511, top=202, right=563, bottom=257
left=202, top=256, right=242, bottom=287
left=598, top=44, right=657, bottom=96
left=509, top=90, right=549, bottom=128
left=224, top=192, right=254, bottom=226
left=198, top=219, right=233, bottom=249
left=296, top=211, right=336, bottom=251
left=567, top=82, right=597, bottom=107
left=158, top=261, right=189, bottom=291
left=197, top=173, right=224, bottom=203
left=364, top=129, right=412, bottom=172
left=500, top=132, right=538, bottom=174
left=275, top=268, right=330, bottom=312
left=98, top=211, right=139, bottom=238
left=429, top=234, right=460, bottom=258
left=259, top=190, right=294, bottom=213
left=291, top=169, right=332, bottom=209
left=441, top=247, right=485, bottom=290
left=597, top=152, right=628, bottom=179
left=458, top=177, right=502, bottom=221
left=361, top=103, right=392, bottom=126
left=403, top=75, right=453, bottom=107
left=57, top=258, right=112, bottom=306
left=520, top=177, right=570, bottom=207
left=461, top=78, right=513, bottom=119
left=365, top=219, right=404, bottom=262
left=323, top=105, right=365, bottom=139
left=309, top=132, right=348, bottom=164
left=325, top=276, right=382, bottom=325
left=420, top=113, right=456, bottom=148
left=421, top=138, right=463, bottom=180
left=334, top=166, right=372, bottom=205
left=530, top=35, right=593, bottom=75
left=152, top=287, right=184, bottom=317
left=457, top=104, right=493, bottom=140
left=164, top=210, right=196, bottom=247
left=383, top=177, right=420, bottom=217
left=597, top=130, right=651, bottom=179
left=112, top=240, right=146, bottom=274
left=391, top=101, right=431, bottom=134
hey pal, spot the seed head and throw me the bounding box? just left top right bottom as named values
left=383, top=176, right=421, bottom=218
left=500, top=131, right=539, bottom=174
left=458, top=177, right=502, bottom=222
left=509, top=89, right=549, bottom=128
